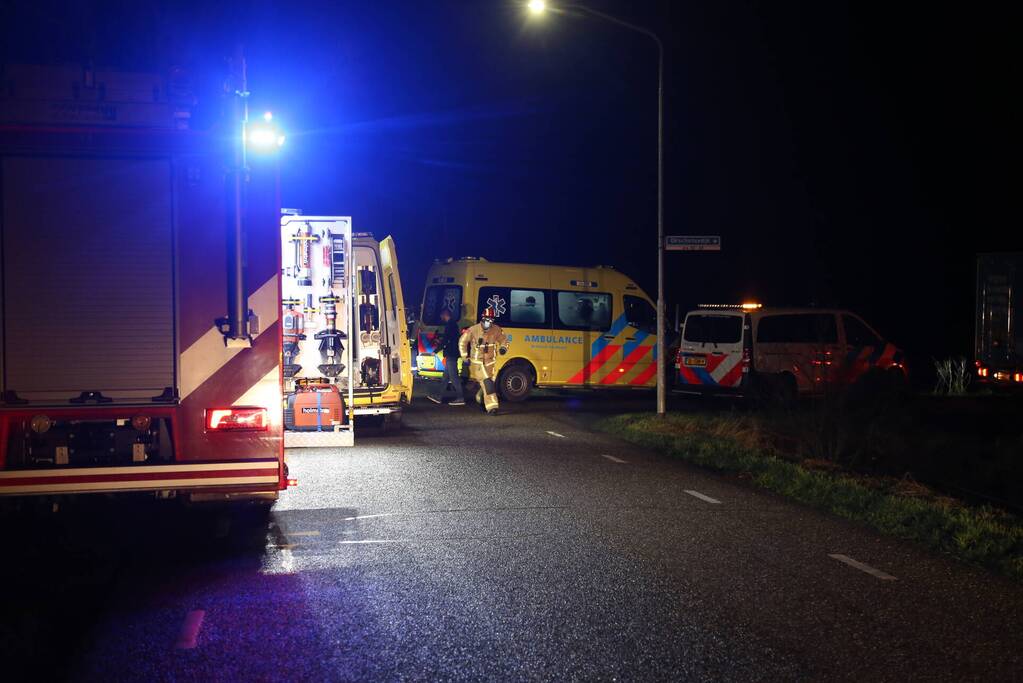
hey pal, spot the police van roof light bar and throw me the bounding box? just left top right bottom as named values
left=698, top=303, right=763, bottom=310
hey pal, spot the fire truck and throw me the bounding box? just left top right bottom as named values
left=0, top=62, right=288, bottom=504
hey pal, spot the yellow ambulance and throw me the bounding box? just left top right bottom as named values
left=414, top=258, right=658, bottom=401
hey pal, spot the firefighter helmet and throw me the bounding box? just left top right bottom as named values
left=481, top=306, right=497, bottom=320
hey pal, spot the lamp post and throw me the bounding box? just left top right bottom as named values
left=528, top=1, right=667, bottom=415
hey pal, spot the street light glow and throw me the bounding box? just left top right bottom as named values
left=528, top=0, right=546, bottom=15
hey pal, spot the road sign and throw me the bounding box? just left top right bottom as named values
left=665, top=235, right=721, bottom=251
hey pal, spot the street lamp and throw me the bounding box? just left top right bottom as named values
left=527, top=2, right=667, bottom=415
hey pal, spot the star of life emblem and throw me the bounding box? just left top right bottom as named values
left=486, top=294, right=507, bottom=317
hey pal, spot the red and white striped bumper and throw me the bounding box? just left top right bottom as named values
left=0, top=460, right=281, bottom=496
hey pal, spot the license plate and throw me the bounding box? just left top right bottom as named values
left=683, top=356, right=707, bottom=367
left=418, top=356, right=435, bottom=370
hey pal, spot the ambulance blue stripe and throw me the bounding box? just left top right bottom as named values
left=591, top=313, right=630, bottom=355
left=623, top=330, right=649, bottom=358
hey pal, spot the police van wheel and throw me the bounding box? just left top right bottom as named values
left=498, top=364, right=533, bottom=402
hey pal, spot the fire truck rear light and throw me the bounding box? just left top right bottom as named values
left=131, top=415, right=152, bottom=432
left=977, top=367, right=988, bottom=378
left=206, top=407, right=269, bottom=431
left=287, top=478, right=299, bottom=487
left=1014, top=373, right=1023, bottom=383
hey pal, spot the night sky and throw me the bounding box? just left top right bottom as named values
left=3, top=0, right=1015, bottom=370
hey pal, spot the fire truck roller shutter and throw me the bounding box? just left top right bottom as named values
left=1, top=157, right=175, bottom=403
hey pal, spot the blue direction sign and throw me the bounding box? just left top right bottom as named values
left=665, top=235, right=721, bottom=251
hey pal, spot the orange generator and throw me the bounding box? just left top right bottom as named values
left=284, top=382, right=346, bottom=431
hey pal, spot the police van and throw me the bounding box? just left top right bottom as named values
left=675, top=304, right=906, bottom=400
left=415, top=258, right=658, bottom=401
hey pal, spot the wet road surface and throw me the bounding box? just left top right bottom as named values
left=2, top=389, right=1022, bottom=681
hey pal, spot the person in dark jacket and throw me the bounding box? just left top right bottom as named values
left=427, top=308, right=465, bottom=405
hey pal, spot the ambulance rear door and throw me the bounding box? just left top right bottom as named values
left=380, top=236, right=412, bottom=402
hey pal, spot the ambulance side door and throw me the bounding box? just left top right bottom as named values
left=551, top=288, right=617, bottom=384
left=380, top=236, right=413, bottom=400
left=616, top=294, right=658, bottom=386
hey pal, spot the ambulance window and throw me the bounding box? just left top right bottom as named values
left=477, top=287, right=549, bottom=328
left=757, top=314, right=837, bottom=343
left=556, top=291, right=612, bottom=330
left=843, top=315, right=880, bottom=346
left=422, top=285, right=461, bottom=325
left=683, top=315, right=742, bottom=344
left=510, top=289, right=547, bottom=326
left=624, top=295, right=656, bottom=334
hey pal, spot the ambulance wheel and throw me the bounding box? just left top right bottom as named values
left=498, top=363, right=533, bottom=402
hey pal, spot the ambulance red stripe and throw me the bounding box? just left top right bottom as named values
left=599, top=345, right=652, bottom=385
left=567, top=344, right=621, bottom=384
left=629, top=363, right=658, bottom=386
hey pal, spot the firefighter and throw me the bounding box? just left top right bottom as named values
left=459, top=306, right=509, bottom=414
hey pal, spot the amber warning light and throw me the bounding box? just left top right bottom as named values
left=206, top=407, right=269, bottom=431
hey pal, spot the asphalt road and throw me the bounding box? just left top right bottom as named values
left=2, top=387, right=1022, bottom=681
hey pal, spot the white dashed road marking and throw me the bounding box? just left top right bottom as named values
left=684, top=490, right=722, bottom=504
left=601, top=454, right=628, bottom=464
left=546, top=431, right=566, bottom=438
left=174, top=610, right=206, bottom=650
left=288, top=531, right=321, bottom=537
left=829, top=554, right=897, bottom=581
left=339, top=539, right=404, bottom=544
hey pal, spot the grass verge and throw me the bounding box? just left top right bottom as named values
left=599, top=412, right=1023, bottom=581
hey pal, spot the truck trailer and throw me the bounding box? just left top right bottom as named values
left=976, top=252, right=1023, bottom=388
left=0, top=63, right=288, bottom=503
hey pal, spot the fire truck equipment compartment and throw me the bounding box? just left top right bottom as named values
left=1, top=157, right=176, bottom=405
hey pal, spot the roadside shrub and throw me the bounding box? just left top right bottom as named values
left=934, top=357, right=971, bottom=395
left=600, top=412, right=1023, bottom=581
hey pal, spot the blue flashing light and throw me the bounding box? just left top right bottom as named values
left=246, top=119, right=285, bottom=151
